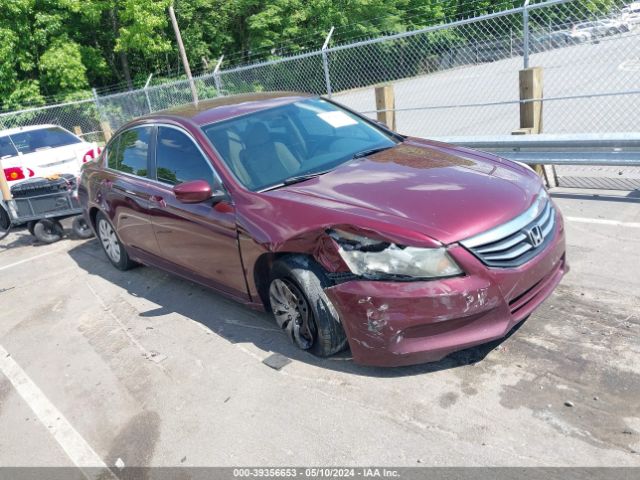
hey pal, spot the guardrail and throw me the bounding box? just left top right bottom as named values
left=431, top=133, right=640, bottom=166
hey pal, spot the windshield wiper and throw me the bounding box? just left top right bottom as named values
left=281, top=170, right=332, bottom=186
left=352, top=145, right=394, bottom=159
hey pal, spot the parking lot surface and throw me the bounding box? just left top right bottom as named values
left=0, top=188, right=639, bottom=467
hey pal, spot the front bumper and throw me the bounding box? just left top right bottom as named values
left=324, top=210, right=568, bottom=367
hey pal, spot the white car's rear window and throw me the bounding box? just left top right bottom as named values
left=0, top=127, right=81, bottom=159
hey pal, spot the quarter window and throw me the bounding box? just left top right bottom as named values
left=155, top=127, right=215, bottom=186
left=107, top=127, right=151, bottom=177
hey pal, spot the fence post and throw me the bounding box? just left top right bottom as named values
left=92, top=88, right=112, bottom=144
left=523, top=0, right=531, bottom=68
left=144, top=74, right=154, bottom=113
left=322, top=27, right=335, bottom=98
left=516, top=67, right=543, bottom=135
left=375, top=85, right=396, bottom=131
left=513, top=66, right=549, bottom=182
left=214, top=55, right=224, bottom=96
left=100, top=121, right=113, bottom=142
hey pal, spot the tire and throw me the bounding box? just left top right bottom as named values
left=95, top=211, right=136, bottom=270
left=0, top=206, right=10, bottom=240
left=269, top=255, right=347, bottom=357
left=71, top=216, right=94, bottom=239
left=33, top=219, right=64, bottom=244
left=27, top=221, right=37, bottom=236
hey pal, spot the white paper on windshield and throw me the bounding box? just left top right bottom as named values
left=317, top=111, right=358, bottom=128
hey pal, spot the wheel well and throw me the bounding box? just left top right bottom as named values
left=88, top=207, right=100, bottom=230
left=253, top=252, right=317, bottom=311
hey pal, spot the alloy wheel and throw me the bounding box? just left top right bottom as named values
left=269, top=278, right=315, bottom=350
left=98, top=218, right=121, bottom=263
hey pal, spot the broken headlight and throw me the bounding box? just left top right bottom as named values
left=329, top=229, right=463, bottom=280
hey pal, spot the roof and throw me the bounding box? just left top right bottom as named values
left=149, top=91, right=313, bottom=126
left=0, top=124, right=61, bottom=137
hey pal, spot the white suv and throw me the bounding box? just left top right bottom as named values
left=1, top=125, right=101, bottom=187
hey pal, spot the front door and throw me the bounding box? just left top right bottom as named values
left=148, top=125, right=248, bottom=299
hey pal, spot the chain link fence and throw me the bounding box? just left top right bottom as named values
left=1, top=0, right=638, bottom=187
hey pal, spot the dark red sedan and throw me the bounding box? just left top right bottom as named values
left=79, top=92, right=567, bottom=367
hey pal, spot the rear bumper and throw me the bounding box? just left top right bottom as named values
left=324, top=211, right=567, bottom=367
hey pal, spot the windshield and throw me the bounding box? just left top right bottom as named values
left=202, top=98, right=398, bottom=191
left=1, top=127, right=81, bottom=158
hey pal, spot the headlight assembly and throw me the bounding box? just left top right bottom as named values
left=329, top=229, right=463, bottom=280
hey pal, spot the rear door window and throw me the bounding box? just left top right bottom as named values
left=107, top=126, right=152, bottom=177
left=154, top=127, right=216, bottom=186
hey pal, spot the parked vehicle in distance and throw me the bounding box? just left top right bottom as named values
left=571, top=19, right=629, bottom=38
left=531, top=31, right=588, bottom=50
left=79, top=93, right=567, bottom=367
left=1, top=125, right=100, bottom=187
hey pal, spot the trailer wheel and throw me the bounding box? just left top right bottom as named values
left=27, top=221, right=37, bottom=236
left=71, top=216, right=94, bottom=239
left=33, top=219, right=64, bottom=244
left=0, top=206, right=10, bottom=241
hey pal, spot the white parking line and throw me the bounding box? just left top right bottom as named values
left=0, top=344, right=114, bottom=478
left=0, top=248, right=66, bottom=272
left=566, top=216, right=640, bottom=228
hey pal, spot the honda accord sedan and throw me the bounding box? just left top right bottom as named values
left=79, top=92, right=567, bottom=367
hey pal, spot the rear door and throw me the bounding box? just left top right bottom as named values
left=147, top=125, right=247, bottom=298
left=101, top=126, right=160, bottom=257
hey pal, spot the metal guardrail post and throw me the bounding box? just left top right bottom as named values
left=523, top=0, right=531, bottom=69
left=322, top=27, right=335, bottom=98
left=214, top=55, right=225, bottom=96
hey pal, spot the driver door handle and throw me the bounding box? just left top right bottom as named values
left=150, top=195, right=166, bottom=207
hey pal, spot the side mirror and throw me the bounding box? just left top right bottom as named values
left=173, top=180, right=212, bottom=203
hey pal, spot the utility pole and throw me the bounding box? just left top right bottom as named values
left=169, top=4, right=198, bottom=106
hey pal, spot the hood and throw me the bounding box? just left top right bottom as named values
left=277, top=138, right=543, bottom=245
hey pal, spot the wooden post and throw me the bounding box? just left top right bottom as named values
left=517, top=67, right=543, bottom=134
left=375, top=85, right=396, bottom=131
left=100, top=121, right=113, bottom=142
left=73, top=126, right=83, bottom=137
left=513, top=66, right=548, bottom=181
left=0, top=157, right=11, bottom=202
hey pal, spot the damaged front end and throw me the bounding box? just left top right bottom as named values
left=313, top=223, right=566, bottom=367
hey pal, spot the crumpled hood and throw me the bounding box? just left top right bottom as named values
left=279, top=138, right=544, bottom=245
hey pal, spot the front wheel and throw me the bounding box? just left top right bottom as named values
left=269, top=256, right=347, bottom=357
left=95, top=212, right=136, bottom=270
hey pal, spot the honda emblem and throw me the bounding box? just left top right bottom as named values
left=527, top=225, right=544, bottom=247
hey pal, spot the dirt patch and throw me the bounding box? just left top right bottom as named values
left=497, top=285, right=640, bottom=454
left=105, top=410, right=161, bottom=474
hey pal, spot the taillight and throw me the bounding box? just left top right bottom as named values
left=83, top=146, right=103, bottom=163
left=4, top=167, right=34, bottom=182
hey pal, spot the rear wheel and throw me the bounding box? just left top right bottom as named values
left=269, top=256, right=347, bottom=357
left=96, top=212, right=136, bottom=270
left=33, top=219, right=64, bottom=244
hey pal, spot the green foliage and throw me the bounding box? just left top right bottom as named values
left=40, top=40, right=90, bottom=95
left=0, top=0, right=623, bottom=111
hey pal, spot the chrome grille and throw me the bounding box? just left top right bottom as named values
left=461, top=199, right=556, bottom=268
